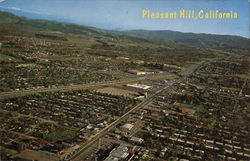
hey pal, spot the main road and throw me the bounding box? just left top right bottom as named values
left=67, top=82, right=172, bottom=161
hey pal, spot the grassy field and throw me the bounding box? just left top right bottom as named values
left=0, top=53, right=23, bottom=63
left=180, top=103, right=196, bottom=109
left=180, top=103, right=206, bottom=116
left=43, top=126, right=78, bottom=142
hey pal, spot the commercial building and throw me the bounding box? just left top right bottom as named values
left=120, top=123, right=134, bottom=131
left=126, top=83, right=152, bottom=90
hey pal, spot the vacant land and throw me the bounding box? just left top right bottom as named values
left=96, top=87, right=137, bottom=97
left=0, top=53, right=23, bottom=63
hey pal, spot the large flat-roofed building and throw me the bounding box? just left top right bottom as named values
left=104, top=156, right=119, bottom=161
left=127, top=70, right=147, bottom=75
left=127, top=70, right=155, bottom=75
left=163, top=64, right=182, bottom=70
left=105, top=143, right=133, bottom=160
left=110, top=150, right=129, bottom=159
left=120, top=123, right=134, bottom=131
left=129, top=137, right=144, bottom=144
left=126, top=83, right=152, bottom=90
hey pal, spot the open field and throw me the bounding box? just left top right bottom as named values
left=96, top=87, right=137, bottom=97
left=0, top=53, right=23, bottom=63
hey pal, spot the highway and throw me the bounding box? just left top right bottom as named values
left=0, top=61, right=205, bottom=99
left=0, top=72, right=172, bottom=99
left=0, top=79, right=139, bottom=99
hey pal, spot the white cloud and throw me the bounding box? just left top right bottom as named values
left=0, top=0, right=5, bottom=3
left=9, top=7, right=21, bottom=11
left=0, top=6, right=50, bottom=15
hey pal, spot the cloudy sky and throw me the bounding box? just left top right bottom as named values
left=0, top=0, right=249, bottom=38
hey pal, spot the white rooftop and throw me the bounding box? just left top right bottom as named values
left=126, top=83, right=152, bottom=90
left=120, top=123, right=134, bottom=130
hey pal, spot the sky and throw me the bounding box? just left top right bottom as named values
left=0, top=0, right=249, bottom=38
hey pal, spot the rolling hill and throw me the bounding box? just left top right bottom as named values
left=0, top=11, right=249, bottom=51
left=124, top=30, right=249, bottom=50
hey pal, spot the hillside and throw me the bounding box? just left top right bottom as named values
left=124, top=30, right=249, bottom=50
left=0, top=11, right=150, bottom=44
left=0, top=11, right=249, bottom=51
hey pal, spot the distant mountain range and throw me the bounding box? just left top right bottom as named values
left=0, top=11, right=249, bottom=50
left=124, top=30, right=250, bottom=50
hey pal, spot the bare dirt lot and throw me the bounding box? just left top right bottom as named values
left=96, top=87, right=137, bottom=97
left=12, top=149, right=58, bottom=161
